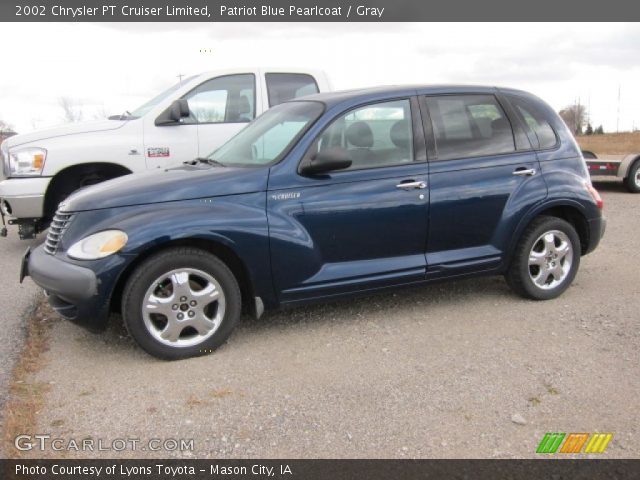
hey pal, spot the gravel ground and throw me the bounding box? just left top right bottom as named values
left=8, top=180, right=640, bottom=459
left=0, top=231, right=41, bottom=456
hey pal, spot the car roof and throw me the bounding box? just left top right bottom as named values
left=296, top=84, right=531, bottom=109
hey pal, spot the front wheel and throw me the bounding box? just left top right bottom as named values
left=506, top=216, right=581, bottom=300
left=122, top=248, right=241, bottom=360
left=624, top=160, right=640, bottom=193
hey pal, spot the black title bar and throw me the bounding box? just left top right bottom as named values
left=1, top=0, right=640, bottom=21
left=2, top=459, right=640, bottom=480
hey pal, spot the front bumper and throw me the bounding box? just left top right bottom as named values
left=22, top=245, right=119, bottom=331
left=0, top=177, right=51, bottom=218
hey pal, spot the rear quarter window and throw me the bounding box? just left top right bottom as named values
left=507, top=95, right=558, bottom=150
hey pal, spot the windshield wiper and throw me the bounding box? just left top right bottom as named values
left=108, top=111, right=136, bottom=120
left=193, top=157, right=226, bottom=167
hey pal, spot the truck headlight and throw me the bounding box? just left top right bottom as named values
left=67, top=230, right=128, bottom=260
left=8, top=147, right=47, bottom=176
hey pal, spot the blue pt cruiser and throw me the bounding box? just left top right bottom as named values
left=22, top=86, right=605, bottom=359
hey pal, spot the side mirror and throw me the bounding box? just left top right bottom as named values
left=300, top=148, right=352, bottom=175
left=155, top=99, right=190, bottom=126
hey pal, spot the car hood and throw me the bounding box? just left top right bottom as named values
left=5, top=119, right=128, bottom=148
left=61, top=164, right=269, bottom=212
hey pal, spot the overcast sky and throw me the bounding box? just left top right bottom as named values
left=1, top=22, right=639, bottom=133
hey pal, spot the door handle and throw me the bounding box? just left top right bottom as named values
left=512, top=168, right=536, bottom=177
left=396, top=181, right=427, bottom=190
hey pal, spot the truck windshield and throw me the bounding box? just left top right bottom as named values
left=128, top=76, right=196, bottom=118
left=209, top=101, right=324, bottom=167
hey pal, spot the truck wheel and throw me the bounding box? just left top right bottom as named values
left=624, top=160, right=640, bottom=193
left=122, top=248, right=241, bottom=360
left=505, top=216, right=581, bottom=300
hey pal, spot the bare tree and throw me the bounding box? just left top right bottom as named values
left=0, top=119, right=16, bottom=145
left=559, top=104, right=587, bottom=135
left=58, top=96, right=84, bottom=123
left=92, top=104, right=110, bottom=120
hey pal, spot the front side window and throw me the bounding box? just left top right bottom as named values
left=507, top=95, right=558, bottom=150
left=426, top=95, right=515, bottom=160
left=183, top=74, right=255, bottom=124
left=306, top=99, right=414, bottom=171
left=129, top=76, right=197, bottom=118
left=266, top=73, right=319, bottom=107
left=209, top=101, right=324, bottom=167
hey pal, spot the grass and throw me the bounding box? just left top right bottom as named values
left=1, top=300, right=56, bottom=458
left=576, top=131, right=640, bottom=156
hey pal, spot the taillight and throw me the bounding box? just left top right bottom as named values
left=585, top=181, right=603, bottom=209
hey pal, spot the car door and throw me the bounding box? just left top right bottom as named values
left=421, top=93, right=547, bottom=277
left=268, top=98, right=429, bottom=303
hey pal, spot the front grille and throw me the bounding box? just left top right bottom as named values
left=44, top=211, right=74, bottom=255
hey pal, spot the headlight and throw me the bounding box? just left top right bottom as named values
left=8, top=147, right=47, bottom=176
left=67, top=230, right=128, bottom=260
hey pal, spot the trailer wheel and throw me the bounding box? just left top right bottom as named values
left=624, top=160, right=640, bottom=193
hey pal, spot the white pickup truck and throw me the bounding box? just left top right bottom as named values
left=0, top=67, right=331, bottom=239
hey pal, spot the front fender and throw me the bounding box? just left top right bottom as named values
left=61, top=193, right=275, bottom=305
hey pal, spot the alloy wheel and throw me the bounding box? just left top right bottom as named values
left=141, top=268, right=226, bottom=347
left=527, top=230, right=574, bottom=290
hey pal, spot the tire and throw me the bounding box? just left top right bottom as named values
left=624, top=160, right=640, bottom=193
left=505, top=216, right=581, bottom=300
left=46, top=174, right=107, bottom=220
left=122, top=248, right=241, bottom=360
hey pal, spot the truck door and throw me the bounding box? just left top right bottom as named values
left=186, top=73, right=257, bottom=157
left=143, top=110, right=199, bottom=170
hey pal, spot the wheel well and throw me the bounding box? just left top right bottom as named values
left=624, top=155, right=640, bottom=178
left=110, top=238, right=255, bottom=318
left=535, top=206, right=590, bottom=254
left=44, top=163, right=132, bottom=218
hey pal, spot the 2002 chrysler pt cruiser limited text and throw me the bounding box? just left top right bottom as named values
left=22, top=86, right=605, bottom=359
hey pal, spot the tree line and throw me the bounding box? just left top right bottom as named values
left=558, top=104, right=604, bottom=136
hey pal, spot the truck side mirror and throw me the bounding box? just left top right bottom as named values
left=300, top=147, right=352, bottom=175
left=155, top=99, right=190, bottom=126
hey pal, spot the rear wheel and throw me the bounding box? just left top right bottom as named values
left=122, top=248, right=241, bottom=360
left=624, top=160, right=640, bottom=193
left=506, top=216, right=581, bottom=300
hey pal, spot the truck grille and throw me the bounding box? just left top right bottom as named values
left=44, top=211, right=74, bottom=255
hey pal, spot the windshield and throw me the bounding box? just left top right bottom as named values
left=209, top=101, right=324, bottom=167
left=129, top=76, right=196, bottom=118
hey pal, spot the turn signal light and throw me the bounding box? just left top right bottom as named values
left=33, top=153, right=45, bottom=170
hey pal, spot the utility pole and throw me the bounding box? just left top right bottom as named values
left=616, top=84, right=621, bottom=133
left=177, top=73, right=185, bottom=84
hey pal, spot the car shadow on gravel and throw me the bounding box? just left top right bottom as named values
left=591, top=180, right=627, bottom=193
left=89, top=274, right=516, bottom=360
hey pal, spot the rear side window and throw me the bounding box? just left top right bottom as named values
left=425, top=95, right=515, bottom=161
left=266, top=73, right=319, bottom=107
left=507, top=95, right=558, bottom=150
